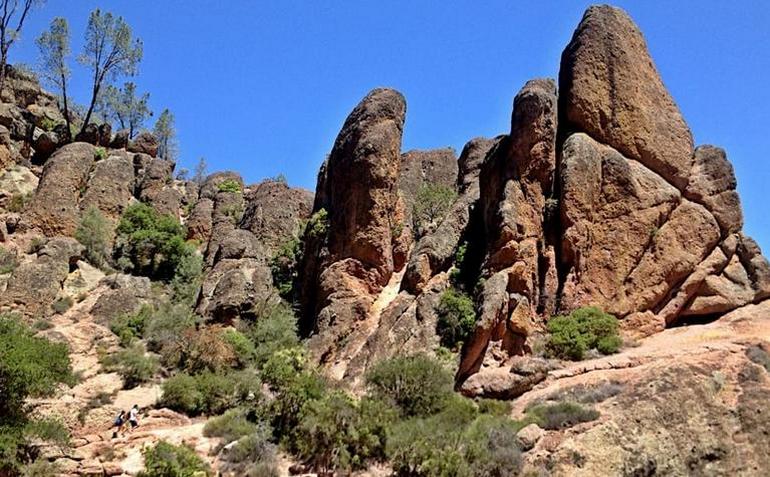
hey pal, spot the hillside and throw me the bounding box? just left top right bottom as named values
left=0, top=4, right=768, bottom=477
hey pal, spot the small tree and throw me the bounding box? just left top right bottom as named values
left=154, top=109, right=178, bottom=162
left=78, top=9, right=142, bottom=134
left=0, top=0, right=44, bottom=94
left=36, top=17, right=71, bottom=139
left=412, top=184, right=457, bottom=237
left=104, top=81, right=151, bottom=138
left=75, top=206, right=111, bottom=268
left=192, top=157, right=208, bottom=186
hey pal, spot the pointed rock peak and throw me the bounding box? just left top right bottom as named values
left=559, top=4, right=694, bottom=190
left=336, top=88, right=406, bottom=139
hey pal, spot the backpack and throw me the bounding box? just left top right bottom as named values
left=114, top=414, right=123, bottom=425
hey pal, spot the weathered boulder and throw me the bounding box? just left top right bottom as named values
left=97, top=123, right=112, bottom=148
left=22, top=143, right=95, bottom=236
left=685, top=145, right=743, bottom=234
left=186, top=197, right=214, bottom=242
left=128, top=131, right=159, bottom=157
left=559, top=4, right=694, bottom=190
left=75, top=123, right=100, bottom=145
left=79, top=152, right=135, bottom=222
left=110, top=129, right=129, bottom=149
left=90, top=274, right=152, bottom=324
left=301, top=88, right=406, bottom=364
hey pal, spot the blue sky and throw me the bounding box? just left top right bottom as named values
left=9, top=1, right=769, bottom=251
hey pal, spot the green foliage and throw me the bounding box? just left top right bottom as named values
left=94, top=147, right=107, bottom=160
left=51, top=296, right=74, bottom=314
left=0, top=246, right=18, bottom=274
left=223, top=329, right=257, bottom=368
left=217, top=179, right=242, bottom=194
left=7, top=192, right=32, bottom=213
left=99, top=344, right=159, bottom=388
left=138, top=440, right=210, bottom=477
left=109, top=305, right=152, bottom=347
left=475, top=398, right=512, bottom=417
left=76, top=207, right=111, bottom=268
left=154, top=109, right=178, bottom=162
left=269, top=237, right=300, bottom=301
left=203, top=409, right=260, bottom=445
left=295, top=393, right=398, bottom=473
left=305, top=208, right=329, bottom=240
left=103, top=82, right=151, bottom=138
left=412, top=184, right=457, bottom=237
left=524, top=401, right=599, bottom=430
left=366, top=354, right=454, bottom=418
left=546, top=307, right=622, bottom=360
left=225, top=425, right=277, bottom=468
left=437, top=289, right=476, bottom=349
left=160, top=370, right=261, bottom=416
left=246, top=305, right=299, bottom=367
left=78, top=8, right=143, bottom=131
left=171, top=252, right=203, bottom=305
left=0, top=316, right=73, bottom=472
left=271, top=173, right=287, bottom=184
left=144, top=303, right=199, bottom=366
left=386, top=397, right=522, bottom=477
left=114, top=203, right=195, bottom=281
left=36, top=17, right=72, bottom=136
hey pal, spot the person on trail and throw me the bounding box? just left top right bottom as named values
left=128, top=404, right=140, bottom=432
left=112, top=411, right=126, bottom=438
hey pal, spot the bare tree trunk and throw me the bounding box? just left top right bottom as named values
left=80, top=83, right=101, bottom=136
left=0, top=49, right=8, bottom=100
left=60, top=71, right=71, bottom=142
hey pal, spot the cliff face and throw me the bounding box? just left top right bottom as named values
left=0, top=4, right=769, bottom=476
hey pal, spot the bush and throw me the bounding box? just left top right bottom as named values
left=110, top=305, right=152, bottom=347
left=437, top=289, right=476, bottom=349
left=170, top=252, right=203, bottom=305
left=7, top=192, right=30, bottom=213
left=269, top=237, right=300, bottom=301
left=295, top=393, right=398, bottom=473
left=412, top=184, right=457, bottom=237
left=114, top=203, right=195, bottom=281
left=99, top=345, right=159, bottom=388
left=176, top=326, right=239, bottom=374
left=546, top=307, right=621, bottom=360
left=246, top=303, right=299, bottom=367
left=305, top=208, right=329, bottom=240
left=203, top=409, right=260, bottom=445
left=138, top=440, right=210, bottom=477
left=161, top=371, right=261, bottom=416
left=94, top=147, right=107, bottom=160
left=223, top=329, right=256, bottom=368
left=524, top=401, right=599, bottom=430
left=0, top=246, right=18, bottom=274
left=263, top=368, right=327, bottom=450
left=76, top=207, right=112, bottom=268
left=366, top=354, right=453, bottom=417
left=144, top=303, right=199, bottom=366
left=51, top=296, right=74, bottom=314
left=217, top=179, right=242, bottom=194
left=226, top=426, right=277, bottom=466
left=0, top=316, right=73, bottom=472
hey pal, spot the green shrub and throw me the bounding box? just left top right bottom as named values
left=217, top=179, right=242, bottom=194
left=437, top=289, right=476, bottom=349
left=476, top=398, right=512, bottom=417
left=114, top=203, right=195, bottom=281
left=305, top=208, right=329, bottom=240
left=260, top=346, right=308, bottom=390
left=225, top=426, right=277, bottom=467
left=366, top=354, right=453, bottom=417
left=138, top=440, right=210, bottom=477
left=203, top=409, right=260, bottom=445
left=246, top=303, right=299, bottom=367
left=223, top=329, right=256, bottom=368
left=94, top=147, right=107, bottom=160
left=546, top=306, right=621, bottom=360
left=294, top=393, right=398, bottom=473
left=412, top=184, right=457, bottom=237
left=264, top=368, right=327, bottom=450
left=0, top=316, right=73, bottom=472
left=174, top=326, right=239, bottom=374
left=269, top=237, right=300, bottom=301
left=144, top=303, right=198, bottom=366
left=32, top=319, right=53, bottom=331
left=76, top=207, right=111, bottom=268
left=170, top=252, right=203, bottom=305
left=0, top=246, right=18, bottom=274
left=524, top=401, right=599, bottom=430
left=110, top=305, right=152, bottom=347
left=99, top=344, right=159, bottom=388
left=7, top=193, right=30, bottom=213
left=161, top=371, right=261, bottom=416
left=51, top=296, right=74, bottom=314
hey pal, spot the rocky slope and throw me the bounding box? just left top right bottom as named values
left=0, top=4, right=768, bottom=476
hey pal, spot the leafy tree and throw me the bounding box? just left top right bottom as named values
left=192, top=157, right=208, bottom=187
left=365, top=354, right=453, bottom=418
left=0, top=0, right=44, bottom=94
left=437, top=289, right=476, bottom=349
left=114, top=203, right=193, bottom=281
left=170, top=251, right=203, bottom=305
left=103, top=81, right=151, bottom=138
left=245, top=302, right=299, bottom=367
left=75, top=206, right=111, bottom=268
left=78, top=8, right=142, bottom=134
left=154, top=108, right=178, bottom=162
left=269, top=237, right=300, bottom=301
left=412, top=184, right=457, bottom=237
left=36, top=17, right=71, bottom=139
left=0, top=315, right=73, bottom=472
left=546, top=306, right=622, bottom=360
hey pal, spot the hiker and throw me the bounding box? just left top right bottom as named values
left=128, top=404, right=140, bottom=432
left=112, top=410, right=126, bottom=438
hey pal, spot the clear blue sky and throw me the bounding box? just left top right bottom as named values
left=9, top=1, right=769, bottom=252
